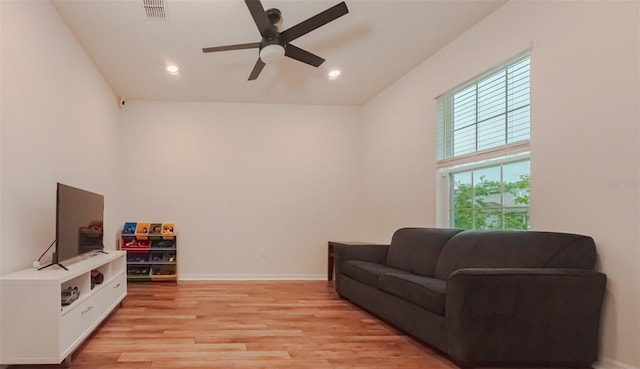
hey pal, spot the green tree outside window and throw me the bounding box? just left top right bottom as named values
left=451, top=161, right=529, bottom=230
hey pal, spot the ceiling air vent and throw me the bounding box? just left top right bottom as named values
left=143, top=0, right=169, bottom=21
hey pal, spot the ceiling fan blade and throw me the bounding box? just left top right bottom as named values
left=281, top=2, right=348, bottom=43
left=248, top=58, right=266, bottom=80
left=202, top=42, right=260, bottom=53
left=245, top=0, right=275, bottom=38
left=285, top=44, right=325, bottom=67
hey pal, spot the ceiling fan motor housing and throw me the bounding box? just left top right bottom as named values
left=266, top=8, right=282, bottom=30
left=259, top=8, right=285, bottom=64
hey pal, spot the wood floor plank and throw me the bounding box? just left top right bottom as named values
left=81, top=343, right=247, bottom=353
left=119, top=350, right=291, bottom=362
left=6, top=281, right=458, bottom=369
left=149, top=359, right=334, bottom=369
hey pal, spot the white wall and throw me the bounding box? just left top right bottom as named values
left=360, top=2, right=639, bottom=368
left=0, top=1, right=120, bottom=275
left=118, top=101, right=362, bottom=279
left=529, top=4, right=639, bottom=368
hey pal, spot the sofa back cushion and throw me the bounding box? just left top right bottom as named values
left=386, top=228, right=463, bottom=276
left=434, top=230, right=597, bottom=280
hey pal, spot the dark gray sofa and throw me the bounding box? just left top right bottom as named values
left=333, top=228, right=607, bottom=368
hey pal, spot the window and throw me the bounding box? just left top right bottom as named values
left=450, top=159, right=530, bottom=230
left=437, top=53, right=530, bottom=230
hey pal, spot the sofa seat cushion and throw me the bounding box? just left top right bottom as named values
left=378, top=273, right=447, bottom=315
left=341, top=260, right=405, bottom=287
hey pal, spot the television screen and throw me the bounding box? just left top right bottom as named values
left=56, top=183, right=104, bottom=265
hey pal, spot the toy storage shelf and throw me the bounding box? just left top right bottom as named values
left=120, top=222, right=177, bottom=282
left=0, top=251, right=127, bottom=365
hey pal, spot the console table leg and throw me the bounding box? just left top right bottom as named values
left=327, top=242, right=334, bottom=281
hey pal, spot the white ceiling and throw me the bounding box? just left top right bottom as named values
left=52, top=0, right=504, bottom=106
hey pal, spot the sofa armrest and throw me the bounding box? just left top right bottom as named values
left=333, top=244, right=389, bottom=290
left=445, top=268, right=606, bottom=367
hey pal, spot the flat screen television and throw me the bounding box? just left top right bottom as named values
left=40, top=183, right=105, bottom=270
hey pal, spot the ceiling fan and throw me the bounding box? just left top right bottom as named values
left=202, top=0, right=349, bottom=81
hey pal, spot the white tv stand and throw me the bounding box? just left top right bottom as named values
left=0, top=250, right=126, bottom=366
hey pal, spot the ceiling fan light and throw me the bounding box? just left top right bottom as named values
left=260, top=44, right=285, bottom=64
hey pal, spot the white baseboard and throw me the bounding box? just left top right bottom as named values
left=595, top=357, right=639, bottom=369
left=179, top=273, right=327, bottom=281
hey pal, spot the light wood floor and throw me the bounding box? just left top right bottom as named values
left=9, top=281, right=458, bottom=369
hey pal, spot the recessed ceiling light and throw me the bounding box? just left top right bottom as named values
left=328, top=69, right=341, bottom=80
left=166, top=65, right=179, bottom=74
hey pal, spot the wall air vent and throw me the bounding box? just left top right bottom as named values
left=143, top=0, right=169, bottom=21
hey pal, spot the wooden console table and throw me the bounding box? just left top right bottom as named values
left=327, top=241, right=373, bottom=281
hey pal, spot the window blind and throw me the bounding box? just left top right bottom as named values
left=437, top=53, right=530, bottom=162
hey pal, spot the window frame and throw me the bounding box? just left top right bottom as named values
left=435, top=52, right=531, bottom=230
